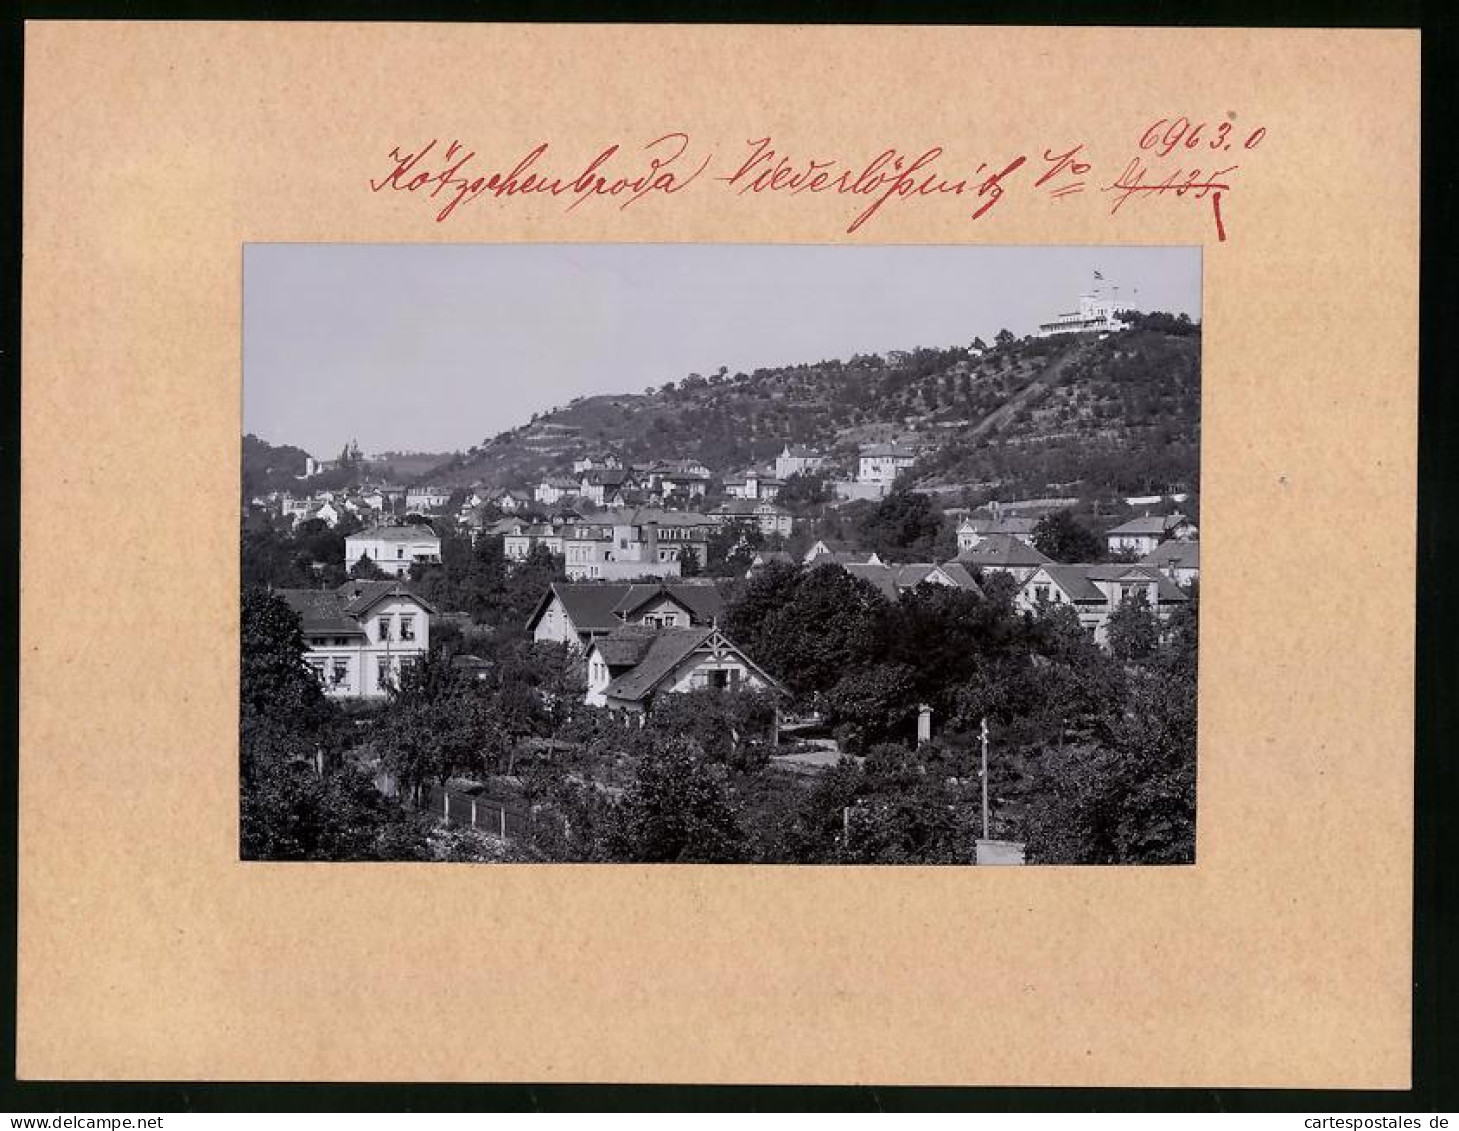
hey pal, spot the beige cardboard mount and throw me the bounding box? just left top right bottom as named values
left=19, top=24, right=1418, bottom=1086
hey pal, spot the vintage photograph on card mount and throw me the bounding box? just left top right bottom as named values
left=240, top=244, right=1201, bottom=866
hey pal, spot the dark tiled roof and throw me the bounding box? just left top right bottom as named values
left=527, top=581, right=725, bottom=636
left=1035, top=564, right=1189, bottom=605
left=335, top=579, right=438, bottom=616
left=1084, top=564, right=1188, bottom=603
left=594, top=625, right=661, bottom=668
left=956, top=533, right=1052, bottom=568
left=348, top=524, right=440, bottom=542
left=602, top=628, right=716, bottom=702
left=1138, top=539, right=1200, bottom=568
left=1035, top=565, right=1107, bottom=603
left=841, top=563, right=899, bottom=600
left=936, top=562, right=983, bottom=592
left=275, top=589, right=366, bottom=637
left=612, top=582, right=725, bottom=624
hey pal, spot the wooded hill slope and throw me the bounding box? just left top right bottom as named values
left=431, top=312, right=1199, bottom=504
left=254, top=311, right=1200, bottom=506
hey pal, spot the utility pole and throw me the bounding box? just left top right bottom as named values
left=980, top=716, right=990, bottom=840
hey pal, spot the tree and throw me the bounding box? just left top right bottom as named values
left=995, top=328, right=1016, bottom=348
left=675, top=546, right=703, bottom=578
left=706, top=522, right=762, bottom=575
left=600, top=739, right=746, bottom=862
left=239, top=588, right=428, bottom=860
left=855, top=487, right=942, bottom=561
left=731, top=564, right=890, bottom=697
left=1107, top=590, right=1160, bottom=663
left=350, top=552, right=386, bottom=579
left=824, top=663, right=920, bottom=751
left=646, top=688, right=780, bottom=771
left=777, top=472, right=833, bottom=507
left=1031, top=509, right=1104, bottom=563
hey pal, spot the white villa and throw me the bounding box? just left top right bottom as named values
left=1105, top=514, right=1197, bottom=557
left=713, top=500, right=793, bottom=539
left=857, top=442, right=919, bottom=486
left=277, top=580, right=436, bottom=699
left=345, top=525, right=443, bottom=578
left=404, top=485, right=451, bottom=513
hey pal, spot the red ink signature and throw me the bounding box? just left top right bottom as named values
left=717, top=138, right=1027, bottom=234
left=370, top=133, right=710, bottom=222
left=367, top=121, right=1267, bottom=242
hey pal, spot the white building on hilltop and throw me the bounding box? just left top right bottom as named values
left=1036, top=288, right=1129, bottom=338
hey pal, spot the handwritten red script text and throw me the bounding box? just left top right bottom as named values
left=369, top=119, right=1266, bottom=241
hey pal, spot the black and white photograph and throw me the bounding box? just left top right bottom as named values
left=240, top=243, right=1202, bottom=866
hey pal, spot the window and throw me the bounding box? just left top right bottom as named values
left=306, top=659, right=326, bottom=684
left=378, top=616, right=392, bottom=642
left=400, top=614, right=416, bottom=641
left=331, top=659, right=349, bottom=687
left=397, top=547, right=405, bottom=559
left=1034, top=585, right=1050, bottom=603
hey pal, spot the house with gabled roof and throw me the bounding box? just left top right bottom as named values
left=275, top=579, right=437, bottom=699
left=1105, top=513, right=1196, bottom=557
left=1138, top=539, right=1200, bottom=587
left=746, top=549, right=797, bottom=577
left=956, top=515, right=1038, bottom=552
left=802, top=540, right=882, bottom=567
left=584, top=625, right=785, bottom=712
left=526, top=581, right=726, bottom=648
left=1016, top=563, right=1188, bottom=647
left=578, top=468, right=637, bottom=507
left=953, top=533, right=1052, bottom=584
left=840, top=561, right=984, bottom=601
left=775, top=444, right=824, bottom=481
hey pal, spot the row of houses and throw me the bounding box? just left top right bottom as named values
left=751, top=531, right=1199, bottom=647
left=955, top=510, right=1197, bottom=558
left=284, top=521, right=1198, bottom=707
left=498, top=504, right=794, bottom=580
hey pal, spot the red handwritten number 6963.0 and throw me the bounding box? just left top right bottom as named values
left=1138, top=118, right=1266, bottom=157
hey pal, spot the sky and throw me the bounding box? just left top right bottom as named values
left=243, top=244, right=1201, bottom=458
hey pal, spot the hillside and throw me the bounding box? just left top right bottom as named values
left=427, top=314, right=1200, bottom=503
